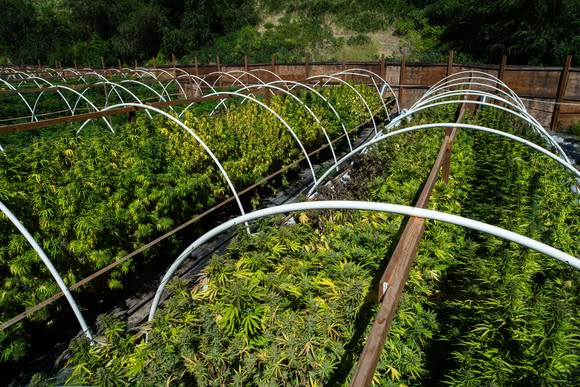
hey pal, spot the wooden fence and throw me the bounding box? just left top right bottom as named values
left=174, top=52, right=580, bottom=129
left=2, top=52, right=580, bottom=129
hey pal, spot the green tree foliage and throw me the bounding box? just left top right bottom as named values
left=0, top=0, right=258, bottom=65
left=426, top=0, right=580, bottom=65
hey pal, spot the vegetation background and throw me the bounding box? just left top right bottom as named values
left=0, top=0, right=578, bottom=67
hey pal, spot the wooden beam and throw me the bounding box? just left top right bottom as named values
left=380, top=54, right=385, bottom=80
left=398, top=53, right=407, bottom=107
left=498, top=54, right=507, bottom=81
left=551, top=55, right=573, bottom=130
left=350, top=104, right=465, bottom=387
left=0, top=96, right=223, bottom=135
left=446, top=50, right=454, bottom=77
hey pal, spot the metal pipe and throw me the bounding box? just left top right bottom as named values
left=0, top=201, right=93, bottom=340
left=148, top=200, right=579, bottom=322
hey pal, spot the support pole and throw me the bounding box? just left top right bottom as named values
left=271, top=55, right=276, bottom=82
left=498, top=54, right=507, bottom=81
left=446, top=50, right=454, bottom=77
left=551, top=55, right=572, bottom=130
left=399, top=52, right=407, bottom=107
left=351, top=104, right=466, bottom=387
left=380, top=53, right=386, bottom=80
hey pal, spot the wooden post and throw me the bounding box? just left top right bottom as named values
left=380, top=53, right=385, bottom=80
left=271, top=55, right=276, bottom=82
left=74, top=60, right=78, bottom=70
left=37, top=59, right=41, bottom=70
left=134, top=59, right=138, bottom=70
left=442, top=104, right=466, bottom=181
left=100, top=56, right=105, bottom=71
left=216, top=56, right=222, bottom=87
left=244, top=54, right=249, bottom=84
left=550, top=55, right=572, bottom=130
left=118, top=59, right=122, bottom=71
left=351, top=104, right=466, bottom=387
left=498, top=54, right=507, bottom=81
left=398, top=52, right=407, bottom=108
left=446, top=50, right=454, bottom=77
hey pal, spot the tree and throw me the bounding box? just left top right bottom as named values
left=0, top=0, right=36, bottom=63
left=426, top=0, right=580, bottom=65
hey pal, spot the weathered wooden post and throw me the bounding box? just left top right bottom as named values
left=551, top=55, right=572, bottom=130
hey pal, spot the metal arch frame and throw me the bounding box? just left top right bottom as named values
left=175, top=75, right=222, bottom=119
left=3, top=71, right=28, bottom=80
left=331, top=68, right=400, bottom=116
left=134, top=67, right=162, bottom=80
left=116, top=68, right=133, bottom=77
left=13, top=74, right=57, bottom=90
left=23, top=77, right=75, bottom=122
left=148, top=199, right=580, bottom=322
left=200, top=91, right=318, bottom=184
left=130, top=68, right=176, bottom=100
left=0, top=78, right=36, bottom=120
left=269, top=79, right=353, bottom=152
left=217, top=70, right=266, bottom=86
left=206, top=70, right=269, bottom=114
left=61, top=68, right=89, bottom=83
left=415, top=79, right=526, bottom=111
left=58, top=68, right=85, bottom=83
left=77, top=102, right=247, bottom=220
left=72, top=81, right=153, bottom=120
left=412, top=74, right=568, bottom=161
left=166, top=67, right=192, bottom=77
left=146, top=68, right=175, bottom=80
left=412, top=90, right=538, bottom=133
left=159, top=77, right=186, bottom=100
left=229, top=83, right=339, bottom=167
left=428, top=71, right=525, bottom=109
left=333, top=70, right=390, bottom=117
left=205, top=71, right=255, bottom=90
left=31, top=85, right=115, bottom=133
left=305, top=74, right=378, bottom=135
left=250, top=68, right=285, bottom=83
left=309, top=122, right=580, bottom=196
left=157, top=77, right=188, bottom=100
left=146, top=68, right=188, bottom=99
left=46, top=69, right=67, bottom=82
left=43, top=68, right=61, bottom=79
left=130, top=69, right=174, bottom=101
left=176, top=73, right=218, bottom=95
left=119, top=79, right=173, bottom=105
left=121, top=67, right=142, bottom=78
left=76, top=71, right=109, bottom=83
left=102, top=68, right=127, bottom=80
left=409, top=89, right=564, bottom=155
left=105, top=67, right=122, bottom=75
left=387, top=98, right=571, bottom=164
left=0, top=200, right=93, bottom=340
